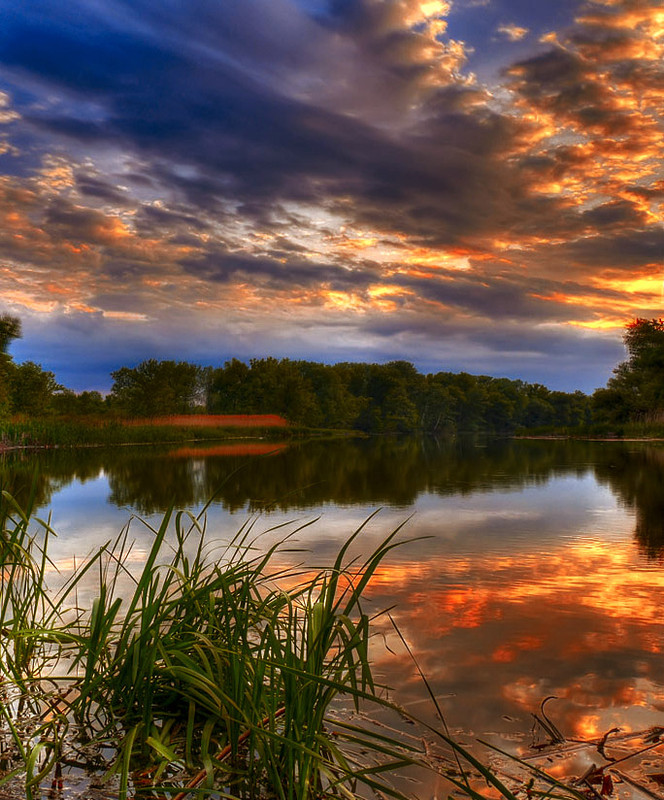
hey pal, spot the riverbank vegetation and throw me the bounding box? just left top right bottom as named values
left=3, top=313, right=664, bottom=441
left=593, top=318, right=664, bottom=429
left=0, top=417, right=294, bottom=451
left=1, top=494, right=428, bottom=799
left=0, top=312, right=594, bottom=439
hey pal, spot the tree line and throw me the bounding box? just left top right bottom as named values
left=1, top=313, right=661, bottom=433
left=204, top=358, right=592, bottom=433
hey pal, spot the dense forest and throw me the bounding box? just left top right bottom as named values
left=1, top=313, right=662, bottom=434
left=203, top=358, right=592, bottom=433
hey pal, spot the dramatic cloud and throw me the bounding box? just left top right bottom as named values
left=0, top=0, right=662, bottom=391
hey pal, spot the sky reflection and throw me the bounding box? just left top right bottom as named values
left=11, top=437, right=664, bottom=761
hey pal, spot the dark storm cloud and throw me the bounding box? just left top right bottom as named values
left=0, top=0, right=659, bottom=248
left=180, top=249, right=378, bottom=291
left=96, top=259, right=146, bottom=281
left=269, top=237, right=308, bottom=254
left=363, top=310, right=617, bottom=357
left=2, top=0, right=657, bottom=270
left=546, top=228, right=664, bottom=271
left=392, top=271, right=585, bottom=322
left=358, top=310, right=625, bottom=392
left=75, top=174, right=130, bottom=204
left=44, top=201, right=122, bottom=243
left=626, top=182, right=664, bottom=201
left=505, top=47, right=586, bottom=101
left=0, top=0, right=564, bottom=250
left=11, top=311, right=202, bottom=391
left=580, top=200, right=648, bottom=228
left=341, top=97, right=568, bottom=246
left=134, top=203, right=213, bottom=234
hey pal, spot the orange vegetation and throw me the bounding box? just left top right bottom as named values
left=169, top=442, right=288, bottom=458
left=123, top=414, right=289, bottom=428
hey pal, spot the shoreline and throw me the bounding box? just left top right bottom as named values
left=514, top=434, right=664, bottom=442
left=0, top=423, right=364, bottom=453
left=4, top=433, right=664, bottom=454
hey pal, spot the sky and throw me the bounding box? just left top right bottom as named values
left=0, top=0, right=663, bottom=393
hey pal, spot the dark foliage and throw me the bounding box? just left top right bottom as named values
left=207, top=358, right=591, bottom=433
left=0, top=311, right=597, bottom=433
left=592, top=318, right=664, bottom=426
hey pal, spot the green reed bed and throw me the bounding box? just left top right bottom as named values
left=0, top=419, right=291, bottom=449
left=0, top=493, right=432, bottom=799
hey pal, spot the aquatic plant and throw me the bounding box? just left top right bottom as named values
left=0, top=496, right=423, bottom=799
left=0, top=418, right=293, bottom=449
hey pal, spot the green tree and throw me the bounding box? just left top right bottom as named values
left=181, top=353, right=592, bottom=433
left=593, top=318, right=664, bottom=424
left=52, top=389, right=107, bottom=417
left=481, top=379, right=517, bottom=432
left=9, top=361, right=61, bottom=416
left=418, top=376, right=456, bottom=433
left=264, top=359, right=319, bottom=425
left=110, top=360, right=207, bottom=417
left=299, top=362, right=362, bottom=428
left=76, top=390, right=106, bottom=416
left=0, top=314, right=21, bottom=352
left=451, top=372, right=486, bottom=432
left=0, top=313, right=21, bottom=417
left=345, top=362, right=421, bottom=432
left=521, top=384, right=555, bottom=428
left=208, top=359, right=252, bottom=413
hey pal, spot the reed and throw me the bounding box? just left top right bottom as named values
left=0, top=418, right=293, bottom=448
left=0, top=496, right=424, bottom=798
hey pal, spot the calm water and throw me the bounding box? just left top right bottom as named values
left=4, top=436, right=664, bottom=788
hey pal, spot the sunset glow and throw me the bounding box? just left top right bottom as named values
left=367, top=530, right=664, bottom=741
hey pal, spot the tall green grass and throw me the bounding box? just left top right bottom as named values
left=0, top=419, right=292, bottom=448
left=0, top=495, right=427, bottom=798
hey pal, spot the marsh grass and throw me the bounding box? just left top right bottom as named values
left=0, top=494, right=431, bottom=799
left=0, top=419, right=293, bottom=449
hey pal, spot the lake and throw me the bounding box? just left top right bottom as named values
left=3, top=435, right=664, bottom=794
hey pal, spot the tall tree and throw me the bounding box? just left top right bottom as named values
left=593, top=318, right=664, bottom=424
left=0, top=314, right=21, bottom=353
left=0, top=313, right=21, bottom=417
left=9, top=361, right=60, bottom=417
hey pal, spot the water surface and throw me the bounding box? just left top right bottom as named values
left=4, top=436, right=664, bottom=788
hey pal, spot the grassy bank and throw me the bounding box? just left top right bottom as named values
left=516, top=421, right=664, bottom=440
left=0, top=415, right=367, bottom=449
left=9, top=415, right=664, bottom=452
left=0, top=418, right=293, bottom=449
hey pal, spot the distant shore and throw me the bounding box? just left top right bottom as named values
left=0, top=414, right=367, bottom=451
left=4, top=414, right=664, bottom=453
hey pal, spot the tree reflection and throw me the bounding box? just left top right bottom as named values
left=102, top=437, right=602, bottom=514
left=594, top=445, right=664, bottom=559
left=4, top=438, right=664, bottom=558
